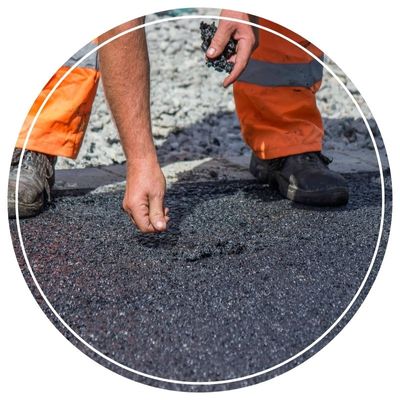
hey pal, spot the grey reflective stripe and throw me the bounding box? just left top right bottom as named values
left=64, top=42, right=99, bottom=70
left=238, top=58, right=323, bottom=88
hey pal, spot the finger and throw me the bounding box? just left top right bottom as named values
left=206, top=21, right=233, bottom=59
left=128, top=213, right=136, bottom=225
left=163, top=208, right=170, bottom=225
left=122, top=202, right=137, bottom=226
left=131, top=201, right=156, bottom=233
left=164, top=208, right=170, bottom=224
left=149, top=194, right=167, bottom=232
left=128, top=212, right=155, bottom=233
left=223, top=39, right=253, bottom=87
left=227, top=53, right=237, bottom=63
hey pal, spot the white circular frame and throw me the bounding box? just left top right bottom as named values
left=14, top=14, right=386, bottom=387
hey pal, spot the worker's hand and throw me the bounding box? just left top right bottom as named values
left=123, top=159, right=169, bottom=233
left=206, top=10, right=258, bottom=87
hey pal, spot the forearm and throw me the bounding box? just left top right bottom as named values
left=98, top=20, right=167, bottom=233
left=99, top=19, right=158, bottom=167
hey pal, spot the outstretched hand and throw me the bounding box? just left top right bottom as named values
left=206, top=10, right=258, bottom=87
left=123, top=160, right=169, bottom=233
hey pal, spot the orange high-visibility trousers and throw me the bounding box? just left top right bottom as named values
left=16, top=20, right=324, bottom=160
left=233, top=18, right=324, bottom=160
left=16, top=42, right=100, bottom=159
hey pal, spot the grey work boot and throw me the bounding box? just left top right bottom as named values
left=250, top=151, right=349, bottom=206
left=8, top=149, right=56, bottom=218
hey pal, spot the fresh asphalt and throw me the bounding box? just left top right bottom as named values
left=10, top=171, right=391, bottom=390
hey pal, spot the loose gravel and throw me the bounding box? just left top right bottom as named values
left=55, top=12, right=381, bottom=170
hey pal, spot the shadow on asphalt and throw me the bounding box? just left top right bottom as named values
left=154, top=111, right=383, bottom=168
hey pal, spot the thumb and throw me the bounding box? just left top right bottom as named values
left=206, top=22, right=232, bottom=58
left=149, top=194, right=167, bottom=232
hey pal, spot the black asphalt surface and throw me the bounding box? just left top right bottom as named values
left=10, top=171, right=391, bottom=391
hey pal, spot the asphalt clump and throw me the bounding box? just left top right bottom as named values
left=200, top=21, right=236, bottom=73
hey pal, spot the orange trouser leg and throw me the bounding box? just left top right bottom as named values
left=233, top=18, right=324, bottom=160
left=16, top=42, right=100, bottom=159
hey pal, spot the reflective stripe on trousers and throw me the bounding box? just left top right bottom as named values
left=63, top=42, right=99, bottom=69
left=233, top=18, right=325, bottom=160
left=238, top=57, right=323, bottom=88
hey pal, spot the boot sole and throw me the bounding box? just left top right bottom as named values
left=250, top=156, right=349, bottom=207
left=277, top=173, right=349, bottom=206
left=8, top=195, right=45, bottom=219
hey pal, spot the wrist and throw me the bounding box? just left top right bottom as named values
left=126, top=153, right=160, bottom=170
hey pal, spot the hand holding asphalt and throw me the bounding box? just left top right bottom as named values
left=204, top=11, right=257, bottom=87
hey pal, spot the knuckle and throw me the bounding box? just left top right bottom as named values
left=150, top=190, right=165, bottom=200
left=122, top=200, right=131, bottom=213
left=128, top=197, right=147, bottom=211
left=124, top=200, right=138, bottom=213
left=222, top=21, right=235, bottom=31
left=136, top=202, right=148, bottom=212
left=136, top=222, right=149, bottom=232
left=211, top=37, right=223, bottom=48
left=212, top=32, right=230, bottom=46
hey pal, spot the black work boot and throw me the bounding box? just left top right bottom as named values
left=8, top=149, right=57, bottom=218
left=250, top=151, right=349, bottom=206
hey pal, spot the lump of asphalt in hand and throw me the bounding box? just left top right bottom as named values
left=200, top=21, right=237, bottom=73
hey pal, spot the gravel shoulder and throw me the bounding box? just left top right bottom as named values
left=55, top=13, right=388, bottom=179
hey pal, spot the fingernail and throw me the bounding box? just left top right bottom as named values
left=156, top=221, right=165, bottom=230
left=207, top=47, right=216, bottom=56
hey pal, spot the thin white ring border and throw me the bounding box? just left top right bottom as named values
left=15, top=14, right=386, bottom=387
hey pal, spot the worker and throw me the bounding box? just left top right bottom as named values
left=8, top=10, right=349, bottom=233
